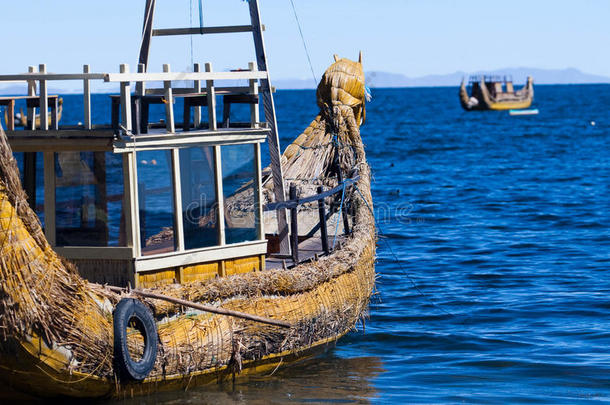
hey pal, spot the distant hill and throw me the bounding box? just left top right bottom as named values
left=2, top=67, right=609, bottom=94
left=367, top=68, right=610, bottom=88
left=272, top=68, right=610, bottom=90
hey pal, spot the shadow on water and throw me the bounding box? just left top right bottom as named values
left=94, top=354, right=384, bottom=405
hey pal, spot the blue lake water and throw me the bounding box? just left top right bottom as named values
left=9, top=85, right=610, bottom=403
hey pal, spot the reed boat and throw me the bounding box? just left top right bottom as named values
left=0, top=0, right=375, bottom=399
left=460, top=75, right=534, bottom=111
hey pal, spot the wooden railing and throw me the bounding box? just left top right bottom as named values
left=0, top=63, right=265, bottom=133
left=264, top=174, right=360, bottom=264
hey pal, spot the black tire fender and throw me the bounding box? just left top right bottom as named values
left=113, top=298, right=158, bottom=381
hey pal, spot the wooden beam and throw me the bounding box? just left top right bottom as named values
left=289, top=184, right=299, bottom=264
left=0, top=73, right=106, bottom=81
left=317, top=186, right=329, bottom=254
left=249, top=61, right=259, bottom=129
left=104, top=71, right=268, bottom=83
left=133, top=240, right=267, bottom=272
left=152, top=25, right=256, bottom=36
left=163, top=64, right=175, bottom=133
left=193, top=63, right=201, bottom=127
left=83, top=64, right=92, bottom=129
left=205, top=63, right=217, bottom=131
left=119, top=64, right=132, bottom=132
left=39, top=64, right=48, bottom=131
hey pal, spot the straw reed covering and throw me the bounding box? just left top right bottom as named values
left=0, top=55, right=376, bottom=398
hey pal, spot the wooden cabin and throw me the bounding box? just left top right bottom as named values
left=0, top=2, right=292, bottom=288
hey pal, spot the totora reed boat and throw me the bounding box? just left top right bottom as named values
left=460, top=75, right=534, bottom=111
left=0, top=0, right=376, bottom=399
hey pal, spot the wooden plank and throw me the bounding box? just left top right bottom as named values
left=119, top=64, right=132, bottom=132
left=163, top=64, right=175, bottom=133
left=104, top=71, right=268, bottom=83
left=54, top=247, right=134, bottom=260
left=39, top=64, right=48, bottom=131
left=214, top=145, right=225, bottom=245
left=205, top=63, right=217, bottom=131
left=43, top=151, right=56, bottom=246
left=112, top=131, right=268, bottom=153
left=249, top=0, right=289, bottom=255
left=145, top=86, right=252, bottom=96
left=152, top=25, right=255, bottom=36
left=0, top=73, right=106, bottom=81
left=83, top=65, right=92, bottom=129
left=134, top=240, right=267, bottom=272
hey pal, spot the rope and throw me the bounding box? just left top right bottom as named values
left=289, top=0, right=317, bottom=86
left=351, top=183, right=455, bottom=317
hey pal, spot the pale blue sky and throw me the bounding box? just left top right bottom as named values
left=1, top=0, right=609, bottom=87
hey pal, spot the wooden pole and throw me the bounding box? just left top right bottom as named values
left=193, top=63, right=201, bottom=127
left=163, top=64, right=175, bottom=133
left=205, top=62, right=216, bottom=131
left=39, top=64, right=48, bottom=131
left=83, top=64, right=92, bottom=129
left=289, top=184, right=299, bottom=264
left=317, top=186, right=329, bottom=254
left=106, top=286, right=292, bottom=328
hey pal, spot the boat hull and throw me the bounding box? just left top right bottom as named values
left=460, top=77, right=534, bottom=111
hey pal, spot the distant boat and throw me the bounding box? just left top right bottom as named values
left=460, top=75, right=533, bottom=111
left=509, top=108, right=539, bottom=116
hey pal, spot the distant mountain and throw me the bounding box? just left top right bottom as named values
left=3, top=68, right=609, bottom=94
left=366, top=68, right=610, bottom=88
left=271, top=68, right=610, bottom=90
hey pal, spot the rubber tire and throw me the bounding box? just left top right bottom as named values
left=113, top=298, right=158, bottom=381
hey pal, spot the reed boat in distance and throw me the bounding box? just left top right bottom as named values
left=460, top=75, right=534, bottom=111
left=0, top=0, right=376, bottom=399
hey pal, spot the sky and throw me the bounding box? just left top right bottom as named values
left=1, top=0, right=609, bottom=90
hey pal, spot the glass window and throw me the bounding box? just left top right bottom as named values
left=137, top=150, right=175, bottom=255
left=221, top=144, right=258, bottom=244
left=179, top=146, right=219, bottom=250
left=55, top=152, right=125, bottom=246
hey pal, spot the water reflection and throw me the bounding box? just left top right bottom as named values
left=100, top=353, right=384, bottom=404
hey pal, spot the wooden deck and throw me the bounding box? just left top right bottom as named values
left=266, top=235, right=345, bottom=270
